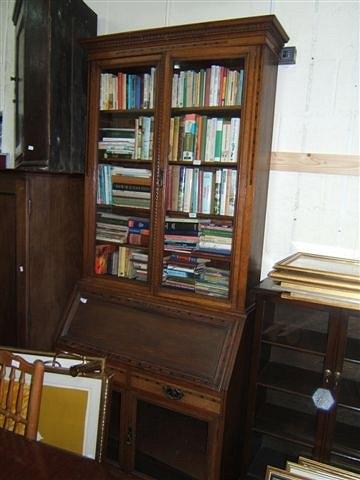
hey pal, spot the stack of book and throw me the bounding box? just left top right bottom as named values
left=130, top=251, right=149, bottom=282
left=164, top=217, right=202, bottom=253
left=96, top=212, right=129, bottom=244
left=98, top=117, right=153, bottom=160
left=166, top=166, right=237, bottom=215
left=269, top=252, right=360, bottom=310
left=168, top=115, right=240, bottom=163
left=127, top=217, right=150, bottom=246
left=96, top=212, right=149, bottom=246
left=98, top=127, right=135, bottom=159
left=171, top=65, right=244, bottom=108
left=197, top=222, right=233, bottom=255
left=111, top=167, right=152, bottom=209
left=163, top=255, right=208, bottom=292
left=100, top=68, right=156, bottom=110
left=195, top=267, right=230, bottom=298
left=95, top=244, right=118, bottom=275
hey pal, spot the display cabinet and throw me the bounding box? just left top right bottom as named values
left=57, top=16, right=289, bottom=479
left=244, top=279, right=360, bottom=478
left=12, top=0, right=97, bottom=172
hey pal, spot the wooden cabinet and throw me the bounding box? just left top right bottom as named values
left=0, top=171, right=83, bottom=350
left=57, top=16, right=288, bottom=479
left=58, top=286, right=253, bottom=479
left=244, top=279, right=360, bottom=478
left=12, top=0, right=97, bottom=172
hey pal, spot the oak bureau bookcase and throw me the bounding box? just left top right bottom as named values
left=57, top=16, right=289, bottom=480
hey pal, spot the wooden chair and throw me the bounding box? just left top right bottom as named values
left=0, top=349, right=44, bottom=440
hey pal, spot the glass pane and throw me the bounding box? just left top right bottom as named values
left=161, top=58, right=245, bottom=300
left=135, top=400, right=208, bottom=480
left=248, top=433, right=313, bottom=480
left=254, top=387, right=318, bottom=447
left=344, top=314, right=360, bottom=363
left=95, top=64, right=156, bottom=283
left=105, top=389, right=122, bottom=463
left=331, top=405, right=360, bottom=462
left=258, top=345, right=324, bottom=398
left=262, top=301, right=329, bottom=354
left=329, top=452, right=360, bottom=474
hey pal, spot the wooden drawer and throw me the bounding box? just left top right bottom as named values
left=131, top=373, right=221, bottom=415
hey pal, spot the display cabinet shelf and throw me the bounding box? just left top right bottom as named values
left=254, top=403, right=316, bottom=447
left=262, top=330, right=328, bottom=356
left=257, top=362, right=322, bottom=398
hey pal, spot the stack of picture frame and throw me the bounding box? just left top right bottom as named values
left=269, top=252, right=360, bottom=310
left=266, top=457, right=360, bottom=480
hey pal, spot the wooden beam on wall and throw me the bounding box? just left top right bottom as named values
left=270, top=152, right=360, bottom=176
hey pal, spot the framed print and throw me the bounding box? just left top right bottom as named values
left=265, top=465, right=303, bottom=480
left=274, top=252, right=360, bottom=283
left=1, top=348, right=109, bottom=460
left=286, top=461, right=349, bottom=480
left=298, top=457, right=359, bottom=480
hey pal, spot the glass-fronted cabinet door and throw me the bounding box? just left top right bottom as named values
left=130, top=396, right=218, bottom=480
left=160, top=54, right=246, bottom=303
left=90, top=59, right=159, bottom=286
left=104, top=386, right=124, bottom=467
left=247, top=295, right=335, bottom=478
left=329, top=311, right=360, bottom=473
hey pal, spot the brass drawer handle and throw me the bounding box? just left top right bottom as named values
left=162, top=385, right=184, bottom=400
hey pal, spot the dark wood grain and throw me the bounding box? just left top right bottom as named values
left=0, top=170, right=84, bottom=350
left=12, top=0, right=97, bottom=172
left=0, top=428, right=127, bottom=480
left=0, top=191, right=18, bottom=345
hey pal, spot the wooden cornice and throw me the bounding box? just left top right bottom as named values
left=81, top=15, right=289, bottom=58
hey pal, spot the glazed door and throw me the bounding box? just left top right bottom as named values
left=328, top=310, right=360, bottom=472
left=0, top=175, right=28, bottom=347
left=129, top=395, right=218, bottom=480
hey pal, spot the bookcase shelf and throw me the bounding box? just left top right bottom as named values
left=98, top=158, right=153, bottom=167
left=100, top=109, right=155, bottom=116
left=171, top=106, right=241, bottom=115
left=168, top=161, right=237, bottom=168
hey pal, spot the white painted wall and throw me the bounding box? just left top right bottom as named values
left=1, top=0, right=359, bottom=275
left=0, top=0, right=15, bottom=164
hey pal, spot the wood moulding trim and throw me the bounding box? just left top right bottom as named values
left=270, top=152, right=360, bottom=176
left=82, top=15, right=288, bottom=55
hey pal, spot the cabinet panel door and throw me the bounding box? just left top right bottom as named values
left=132, top=397, right=217, bottom=480
left=0, top=176, right=28, bottom=346
left=329, top=312, right=360, bottom=473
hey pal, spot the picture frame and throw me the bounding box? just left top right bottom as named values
left=298, top=457, right=359, bottom=480
left=1, top=348, right=109, bottom=460
left=265, top=465, right=304, bottom=480
left=286, top=461, right=354, bottom=480
left=274, top=252, right=360, bottom=283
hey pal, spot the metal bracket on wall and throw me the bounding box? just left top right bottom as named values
left=279, top=46, right=297, bottom=65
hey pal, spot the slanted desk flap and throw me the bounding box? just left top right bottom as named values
left=58, top=289, right=239, bottom=389
left=0, top=347, right=108, bottom=460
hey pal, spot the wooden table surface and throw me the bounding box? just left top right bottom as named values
left=0, top=428, right=130, bottom=479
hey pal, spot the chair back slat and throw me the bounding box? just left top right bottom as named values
left=0, top=350, right=44, bottom=440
